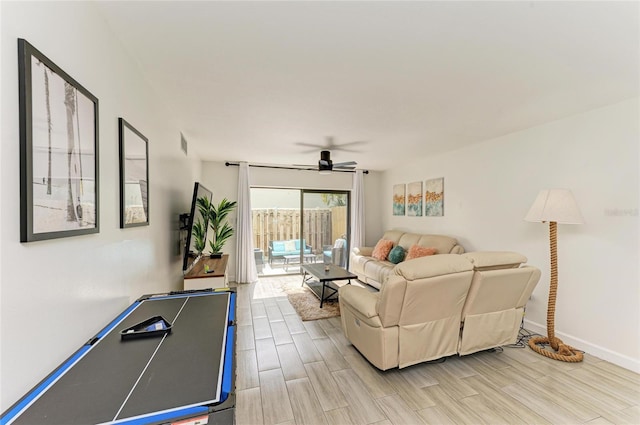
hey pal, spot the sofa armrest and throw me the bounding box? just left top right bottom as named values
left=353, top=246, right=373, bottom=257
left=339, top=286, right=379, bottom=321
left=450, top=245, right=465, bottom=254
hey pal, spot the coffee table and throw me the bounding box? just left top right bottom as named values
left=283, top=253, right=317, bottom=271
left=300, top=263, right=357, bottom=308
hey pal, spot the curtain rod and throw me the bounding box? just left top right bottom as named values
left=225, top=161, right=368, bottom=174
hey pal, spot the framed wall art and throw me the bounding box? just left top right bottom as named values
left=18, top=39, right=99, bottom=242
left=425, top=177, right=444, bottom=216
left=392, top=184, right=406, bottom=216
left=407, top=181, right=423, bottom=216
left=119, top=118, right=149, bottom=228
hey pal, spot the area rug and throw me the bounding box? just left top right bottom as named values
left=286, top=290, right=340, bottom=321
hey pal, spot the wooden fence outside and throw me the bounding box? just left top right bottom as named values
left=252, top=207, right=347, bottom=257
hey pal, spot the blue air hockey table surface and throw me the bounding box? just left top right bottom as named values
left=1, top=289, right=236, bottom=425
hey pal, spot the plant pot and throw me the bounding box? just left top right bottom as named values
left=210, top=253, right=223, bottom=259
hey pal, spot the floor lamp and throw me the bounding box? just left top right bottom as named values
left=525, top=189, right=584, bottom=362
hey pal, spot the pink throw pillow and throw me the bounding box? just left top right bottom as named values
left=371, top=239, right=394, bottom=261
left=405, top=245, right=437, bottom=260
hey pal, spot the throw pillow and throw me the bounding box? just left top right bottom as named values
left=283, top=240, right=296, bottom=252
left=372, top=239, right=394, bottom=261
left=388, top=245, right=405, bottom=264
left=405, top=245, right=437, bottom=260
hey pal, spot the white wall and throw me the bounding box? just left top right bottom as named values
left=0, top=2, right=199, bottom=409
left=381, top=98, right=639, bottom=371
left=200, top=162, right=383, bottom=281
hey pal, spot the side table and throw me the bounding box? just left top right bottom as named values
left=184, top=254, right=229, bottom=290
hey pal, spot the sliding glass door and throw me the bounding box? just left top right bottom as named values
left=302, top=190, right=350, bottom=269
left=250, top=188, right=350, bottom=276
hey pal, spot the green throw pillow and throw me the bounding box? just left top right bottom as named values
left=388, top=245, right=405, bottom=264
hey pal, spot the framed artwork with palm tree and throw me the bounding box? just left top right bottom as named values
left=18, top=39, right=99, bottom=242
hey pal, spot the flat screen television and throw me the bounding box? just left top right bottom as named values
left=182, top=182, right=213, bottom=272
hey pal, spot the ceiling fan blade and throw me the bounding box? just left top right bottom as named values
left=295, top=142, right=324, bottom=149
left=333, top=160, right=357, bottom=167
left=328, top=141, right=367, bottom=151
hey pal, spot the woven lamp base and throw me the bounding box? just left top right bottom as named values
left=529, top=221, right=583, bottom=363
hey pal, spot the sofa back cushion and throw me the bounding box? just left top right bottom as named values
left=416, top=235, right=459, bottom=254
left=272, top=241, right=285, bottom=252
left=393, top=253, right=473, bottom=280
left=381, top=254, right=475, bottom=367
left=396, top=233, right=421, bottom=250
left=386, top=231, right=461, bottom=254
left=461, top=266, right=541, bottom=317
left=381, top=230, right=405, bottom=245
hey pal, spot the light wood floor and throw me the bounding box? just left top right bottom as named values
left=232, top=275, right=640, bottom=425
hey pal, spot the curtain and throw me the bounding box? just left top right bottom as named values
left=235, top=162, right=258, bottom=283
left=350, top=169, right=365, bottom=252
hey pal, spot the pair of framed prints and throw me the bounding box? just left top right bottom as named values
left=18, top=38, right=149, bottom=242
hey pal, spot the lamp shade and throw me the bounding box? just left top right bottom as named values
left=524, top=189, right=584, bottom=224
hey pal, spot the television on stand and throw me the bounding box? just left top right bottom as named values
left=181, top=182, right=213, bottom=273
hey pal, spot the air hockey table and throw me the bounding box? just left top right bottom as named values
left=1, top=289, right=236, bottom=425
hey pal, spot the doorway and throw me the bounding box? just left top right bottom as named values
left=250, top=188, right=350, bottom=276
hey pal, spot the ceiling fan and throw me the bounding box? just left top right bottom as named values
left=318, top=150, right=357, bottom=173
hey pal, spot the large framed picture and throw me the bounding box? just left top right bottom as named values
left=119, top=118, right=149, bottom=228
left=19, top=39, right=99, bottom=242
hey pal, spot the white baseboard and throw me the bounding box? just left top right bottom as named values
left=524, top=319, right=640, bottom=374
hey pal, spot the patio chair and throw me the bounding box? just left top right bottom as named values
left=323, top=237, right=347, bottom=267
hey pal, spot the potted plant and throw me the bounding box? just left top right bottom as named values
left=191, top=196, right=211, bottom=255
left=208, top=198, right=237, bottom=258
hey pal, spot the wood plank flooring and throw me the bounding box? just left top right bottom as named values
left=233, top=275, right=640, bottom=424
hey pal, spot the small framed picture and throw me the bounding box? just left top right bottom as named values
left=393, top=184, right=405, bottom=216
left=119, top=118, right=149, bottom=228
left=425, top=177, right=444, bottom=216
left=407, top=181, right=423, bottom=216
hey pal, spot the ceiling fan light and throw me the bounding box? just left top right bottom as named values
left=319, top=169, right=331, bottom=175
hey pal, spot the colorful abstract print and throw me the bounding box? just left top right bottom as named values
left=425, top=178, right=444, bottom=216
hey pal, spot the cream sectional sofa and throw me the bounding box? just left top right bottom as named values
left=339, top=251, right=540, bottom=370
left=350, top=230, right=465, bottom=289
